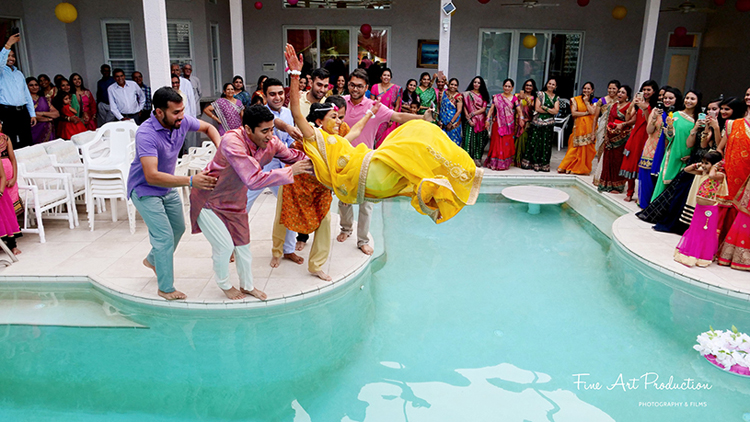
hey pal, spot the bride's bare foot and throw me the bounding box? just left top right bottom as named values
left=230, top=252, right=235, bottom=263
left=270, top=256, right=281, bottom=268
left=283, top=252, right=304, bottom=265
left=337, top=231, right=350, bottom=242
left=309, top=269, right=332, bottom=281
left=11, top=248, right=21, bottom=255
left=158, top=289, right=186, bottom=300
left=240, top=287, right=267, bottom=300
left=295, top=241, right=306, bottom=251
left=359, top=244, right=374, bottom=255
left=143, top=258, right=156, bottom=275
left=222, top=286, right=246, bottom=300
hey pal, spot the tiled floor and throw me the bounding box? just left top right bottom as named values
left=1, top=191, right=372, bottom=308
left=2, top=148, right=746, bottom=307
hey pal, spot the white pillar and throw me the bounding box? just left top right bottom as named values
left=438, top=2, right=451, bottom=75
left=230, top=0, right=246, bottom=78
left=635, top=0, right=661, bottom=86
left=142, top=0, right=171, bottom=90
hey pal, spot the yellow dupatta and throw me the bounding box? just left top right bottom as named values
left=303, top=119, right=483, bottom=224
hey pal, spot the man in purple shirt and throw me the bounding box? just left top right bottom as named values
left=339, top=68, right=427, bottom=255
left=127, top=87, right=220, bottom=300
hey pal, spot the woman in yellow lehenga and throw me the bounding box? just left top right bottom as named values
left=557, top=82, right=597, bottom=174
left=285, top=44, right=482, bottom=223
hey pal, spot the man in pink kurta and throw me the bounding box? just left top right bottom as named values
left=189, top=105, right=312, bottom=300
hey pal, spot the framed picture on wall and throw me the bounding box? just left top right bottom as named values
left=417, top=39, right=439, bottom=69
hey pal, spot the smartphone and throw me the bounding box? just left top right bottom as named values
left=708, top=109, right=719, bottom=118
left=698, top=112, right=707, bottom=120
left=656, top=101, right=665, bottom=111
left=10, top=27, right=20, bottom=36
left=635, top=92, right=644, bottom=102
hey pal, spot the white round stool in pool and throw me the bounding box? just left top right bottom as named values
left=501, top=185, right=570, bottom=214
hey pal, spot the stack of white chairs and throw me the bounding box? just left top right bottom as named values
left=43, top=139, right=86, bottom=207
left=80, top=121, right=138, bottom=233
left=185, top=141, right=216, bottom=175
left=14, top=144, right=79, bottom=243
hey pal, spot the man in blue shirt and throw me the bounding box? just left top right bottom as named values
left=245, top=77, right=302, bottom=262
left=0, top=34, right=36, bottom=148
left=96, top=64, right=116, bottom=125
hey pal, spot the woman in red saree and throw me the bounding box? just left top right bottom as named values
left=597, top=85, right=634, bottom=193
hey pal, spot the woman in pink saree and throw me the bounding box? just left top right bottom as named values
left=371, top=68, right=401, bottom=148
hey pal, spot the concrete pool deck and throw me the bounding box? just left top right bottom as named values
left=1, top=149, right=747, bottom=308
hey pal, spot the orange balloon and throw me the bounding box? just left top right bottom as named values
left=612, top=5, right=627, bottom=20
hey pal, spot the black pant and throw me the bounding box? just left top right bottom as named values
left=0, top=105, right=33, bottom=149
left=297, top=233, right=309, bottom=243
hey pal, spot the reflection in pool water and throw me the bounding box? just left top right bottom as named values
left=1, top=192, right=749, bottom=421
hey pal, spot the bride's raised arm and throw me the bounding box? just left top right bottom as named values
left=285, top=44, right=315, bottom=140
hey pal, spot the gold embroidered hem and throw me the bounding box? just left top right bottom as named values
left=572, top=135, right=594, bottom=147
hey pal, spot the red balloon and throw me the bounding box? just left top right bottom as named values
left=674, top=26, right=687, bottom=37
left=360, top=24, right=372, bottom=35
left=254, top=1, right=263, bottom=9
left=737, top=0, right=750, bottom=11
left=288, top=0, right=299, bottom=5
left=713, top=0, right=725, bottom=5
left=478, top=0, right=490, bottom=3
left=577, top=0, right=590, bottom=6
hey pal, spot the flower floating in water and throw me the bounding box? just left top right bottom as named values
left=694, top=326, right=750, bottom=376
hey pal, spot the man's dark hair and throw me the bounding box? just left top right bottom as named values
left=152, top=87, right=183, bottom=110
left=311, top=68, right=330, bottom=82
left=132, top=71, right=142, bottom=79
left=112, top=68, right=125, bottom=77
left=100, top=64, right=111, bottom=71
left=263, top=78, right=284, bottom=95
left=350, top=68, right=368, bottom=86
left=243, top=104, right=275, bottom=131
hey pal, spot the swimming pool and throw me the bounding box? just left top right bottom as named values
left=1, top=186, right=749, bottom=421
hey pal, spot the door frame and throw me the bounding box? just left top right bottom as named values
left=661, top=32, right=702, bottom=92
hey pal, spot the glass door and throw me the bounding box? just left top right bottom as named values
left=285, top=28, right=317, bottom=76
left=546, top=33, right=581, bottom=99
left=516, top=32, right=548, bottom=91
left=478, top=30, right=512, bottom=94
left=320, top=28, right=350, bottom=83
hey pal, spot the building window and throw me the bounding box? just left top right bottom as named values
left=210, top=23, right=222, bottom=95
left=102, top=20, right=136, bottom=76
left=478, top=29, right=583, bottom=99
left=167, top=20, right=194, bottom=66
left=284, top=26, right=390, bottom=82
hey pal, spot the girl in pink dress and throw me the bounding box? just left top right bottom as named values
left=0, top=122, right=21, bottom=255
left=674, top=151, right=727, bottom=267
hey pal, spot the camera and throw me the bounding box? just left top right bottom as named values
left=656, top=101, right=665, bottom=110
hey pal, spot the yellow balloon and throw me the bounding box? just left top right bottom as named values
left=522, top=34, right=538, bottom=49
left=55, top=2, right=78, bottom=24
left=612, top=5, right=627, bottom=20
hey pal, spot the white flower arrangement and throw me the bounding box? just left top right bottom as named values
left=694, top=326, right=750, bottom=376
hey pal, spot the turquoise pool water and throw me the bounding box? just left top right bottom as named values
left=2, top=194, right=750, bottom=421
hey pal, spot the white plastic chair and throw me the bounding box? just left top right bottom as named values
left=185, top=141, right=217, bottom=175
left=43, top=139, right=86, bottom=207
left=14, top=145, right=78, bottom=243
left=80, top=121, right=138, bottom=232
left=554, top=115, right=572, bottom=151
